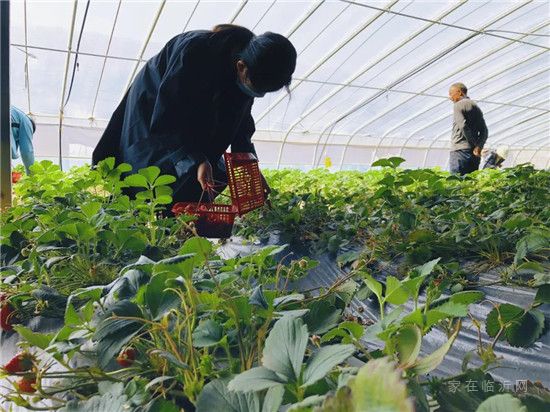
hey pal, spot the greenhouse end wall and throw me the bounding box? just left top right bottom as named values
left=15, top=123, right=550, bottom=171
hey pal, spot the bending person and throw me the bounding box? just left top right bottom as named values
left=92, top=24, right=296, bottom=202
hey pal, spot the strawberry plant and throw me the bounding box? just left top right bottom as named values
left=1, top=158, right=549, bottom=411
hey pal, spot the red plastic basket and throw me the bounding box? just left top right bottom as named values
left=172, top=202, right=238, bottom=238
left=224, top=152, right=265, bottom=215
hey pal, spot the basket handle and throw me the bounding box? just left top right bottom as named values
left=197, top=179, right=231, bottom=207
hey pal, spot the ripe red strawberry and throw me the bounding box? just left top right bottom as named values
left=0, top=301, right=15, bottom=331
left=116, top=348, right=136, bottom=367
left=3, top=353, right=34, bottom=374
left=11, top=171, right=22, bottom=184
left=16, top=375, right=36, bottom=393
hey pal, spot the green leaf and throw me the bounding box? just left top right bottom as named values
left=364, top=307, right=404, bottom=341
left=372, top=157, right=406, bottom=168
left=401, top=276, right=426, bottom=301
left=155, top=185, right=173, bottom=197
left=423, top=310, right=453, bottom=330
left=408, top=229, right=435, bottom=244
left=98, top=381, right=124, bottom=396
left=304, top=300, right=342, bottom=335
left=44, top=255, right=70, bottom=269
left=262, top=386, right=284, bottom=412
left=339, top=321, right=365, bottom=340
left=413, top=258, right=441, bottom=277
left=385, top=276, right=409, bottom=305
left=302, top=344, right=355, bottom=387
left=505, top=308, right=545, bottom=347
left=59, top=392, right=128, bottom=412
left=348, top=357, right=413, bottom=411
left=108, top=269, right=149, bottom=301
left=485, top=304, right=525, bottom=337
left=448, top=291, right=485, bottom=305
left=70, top=286, right=104, bottom=303
left=139, top=166, right=161, bottom=184
left=153, top=174, right=176, bottom=187
left=399, top=211, right=416, bottom=230
left=193, top=319, right=223, bottom=347
left=408, top=379, right=430, bottom=412
left=124, top=174, right=149, bottom=188
left=515, top=261, right=545, bottom=276
left=75, top=222, right=96, bottom=241
left=179, top=236, right=213, bottom=265
left=476, top=394, right=527, bottom=412
left=273, top=294, right=305, bottom=307
left=433, top=302, right=469, bottom=318
left=262, top=316, right=308, bottom=382
left=197, top=378, right=261, bottom=412
left=250, top=285, right=269, bottom=309
left=117, top=163, right=132, bottom=173
left=156, top=195, right=173, bottom=205
left=534, top=272, right=550, bottom=286
left=94, top=301, right=144, bottom=368
left=320, top=328, right=351, bottom=344
left=64, top=301, right=81, bottom=327
left=143, top=399, right=179, bottom=412
left=503, top=214, right=532, bottom=231
left=136, top=189, right=153, bottom=200
left=228, top=367, right=288, bottom=392
left=80, top=202, right=102, bottom=219
left=515, top=231, right=550, bottom=264
left=413, top=326, right=459, bottom=375
left=154, top=253, right=197, bottom=279
left=362, top=273, right=383, bottom=303
left=13, top=326, right=53, bottom=350
left=534, top=284, right=550, bottom=305
left=395, top=324, right=422, bottom=367
left=58, top=223, right=78, bottom=237
left=145, top=272, right=180, bottom=319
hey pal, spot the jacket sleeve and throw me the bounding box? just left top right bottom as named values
left=145, top=40, right=208, bottom=176
left=454, top=102, right=477, bottom=148
left=231, top=111, right=257, bottom=158
left=476, top=110, right=488, bottom=149
left=17, top=119, right=35, bottom=174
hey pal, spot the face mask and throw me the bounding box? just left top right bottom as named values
left=237, top=79, right=265, bottom=98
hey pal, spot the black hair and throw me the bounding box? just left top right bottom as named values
left=210, top=24, right=255, bottom=73
left=238, top=32, right=297, bottom=93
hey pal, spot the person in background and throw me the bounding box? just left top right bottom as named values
left=92, top=24, right=296, bottom=203
left=10, top=106, right=36, bottom=175
left=481, top=146, right=508, bottom=169
left=448, top=83, right=488, bottom=175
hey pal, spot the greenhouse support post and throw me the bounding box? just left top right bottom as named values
left=0, top=0, right=11, bottom=209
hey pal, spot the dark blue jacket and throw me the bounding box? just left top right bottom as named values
left=92, top=30, right=257, bottom=198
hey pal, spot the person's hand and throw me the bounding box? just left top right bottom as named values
left=197, top=161, right=214, bottom=191
left=473, top=146, right=482, bottom=157
left=260, top=173, right=271, bottom=199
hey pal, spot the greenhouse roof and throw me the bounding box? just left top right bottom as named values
left=8, top=0, right=550, bottom=169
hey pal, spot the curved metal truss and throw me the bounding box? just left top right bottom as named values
left=7, top=0, right=549, bottom=170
